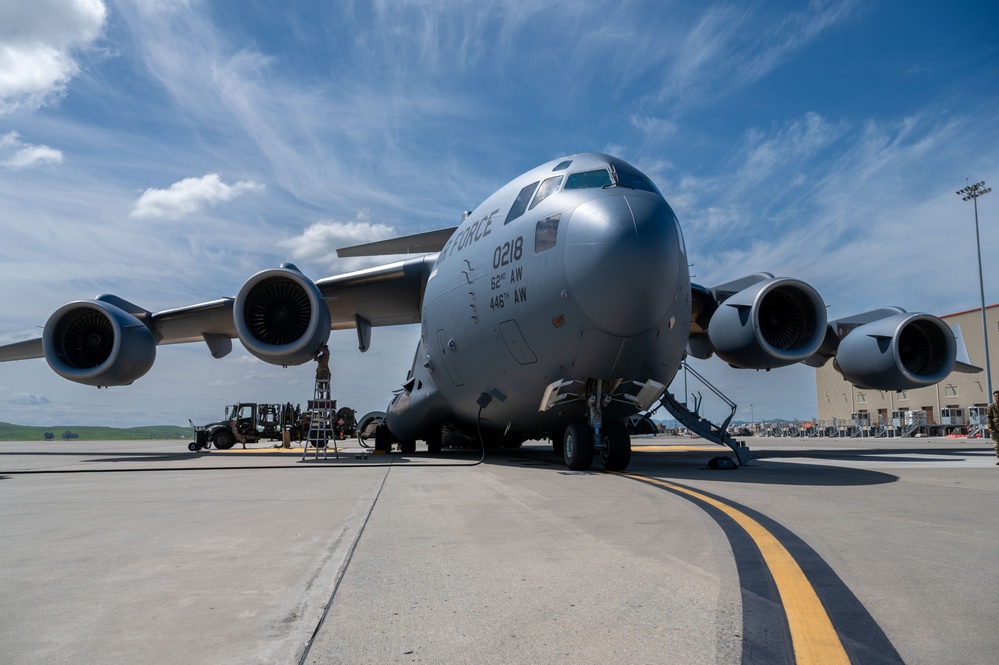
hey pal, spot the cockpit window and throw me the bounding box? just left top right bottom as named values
left=564, top=169, right=612, bottom=190
left=535, top=213, right=561, bottom=253
left=553, top=160, right=572, bottom=171
left=529, top=175, right=563, bottom=210
left=616, top=169, right=660, bottom=194
left=505, top=181, right=539, bottom=225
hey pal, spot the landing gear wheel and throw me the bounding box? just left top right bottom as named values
left=374, top=423, right=393, bottom=453
left=563, top=420, right=594, bottom=470
left=212, top=430, right=235, bottom=450
left=600, top=420, right=631, bottom=471
left=552, top=435, right=565, bottom=456
left=400, top=439, right=416, bottom=454
left=188, top=442, right=198, bottom=452
left=426, top=428, right=442, bottom=454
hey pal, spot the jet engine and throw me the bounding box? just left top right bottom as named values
left=233, top=264, right=331, bottom=366
left=707, top=277, right=827, bottom=369
left=833, top=312, right=956, bottom=390
left=42, top=300, right=156, bottom=387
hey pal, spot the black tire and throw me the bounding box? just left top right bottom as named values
left=600, top=420, right=631, bottom=471
left=563, top=420, right=593, bottom=470
left=400, top=439, right=416, bottom=454
left=552, top=434, right=564, bottom=456
left=212, top=429, right=235, bottom=450
left=188, top=442, right=198, bottom=452
left=374, top=423, right=393, bottom=453
left=426, top=428, right=443, bottom=454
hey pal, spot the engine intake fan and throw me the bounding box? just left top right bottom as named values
left=234, top=264, right=331, bottom=366
left=707, top=276, right=827, bottom=369
left=834, top=312, right=956, bottom=390
left=43, top=299, right=156, bottom=387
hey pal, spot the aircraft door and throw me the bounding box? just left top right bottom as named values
left=435, top=328, right=464, bottom=386
left=500, top=320, right=537, bottom=364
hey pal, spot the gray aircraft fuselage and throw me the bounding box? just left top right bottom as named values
left=386, top=153, right=689, bottom=443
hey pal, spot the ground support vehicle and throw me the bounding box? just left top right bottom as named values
left=201, top=402, right=286, bottom=450
left=187, top=420, right=210, bottom=452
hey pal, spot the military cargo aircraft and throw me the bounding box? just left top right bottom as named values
left=0, top=153, right=962, bottom=471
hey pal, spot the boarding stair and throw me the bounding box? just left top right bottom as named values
left=302, top=376, right=339, bottom=461
left=654, top=361, right=750, bottom=466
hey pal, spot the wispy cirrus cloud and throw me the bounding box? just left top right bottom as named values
left=129, top=173, right=264, bottom=221
left=0, top=131, right=64, bottom=169
left=652, top=0, right=862, bottom=107
left=678, top=109, right=996, bottom=316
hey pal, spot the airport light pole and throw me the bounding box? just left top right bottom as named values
left=957, top=180, right=993, bottom=397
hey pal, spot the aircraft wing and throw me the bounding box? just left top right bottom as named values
left=0, top=337, right=44, bottom=362
left=0, top=254, right=438, bottom=372
left=318, top=254, right=436, bottom=329
left=686, top=272, right=968, bottom=391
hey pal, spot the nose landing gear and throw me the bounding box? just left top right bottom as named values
left=559, top=380, right=632, bottom=471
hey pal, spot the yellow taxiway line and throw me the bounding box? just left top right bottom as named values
left=630, top=444, right=722, bottom=452
left=618, top=473, right=850, bottom=665
left=213, top=446, right=343, bottom=454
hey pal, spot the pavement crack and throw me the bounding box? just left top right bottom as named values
left=297, top=462, right=393, bottom=664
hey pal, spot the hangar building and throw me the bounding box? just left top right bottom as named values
left=815, top=305, right=999, bottom=434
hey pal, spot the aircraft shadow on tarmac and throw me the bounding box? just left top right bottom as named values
left=499, top=445, right=903, bottom=487
left=752, top=446, right=991, bottom=463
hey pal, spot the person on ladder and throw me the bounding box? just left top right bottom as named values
left=315, top=343, right=331, bottom=381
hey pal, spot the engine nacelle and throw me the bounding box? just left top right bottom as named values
left=234, top=264, right=331, bottom=366
left=834, top=313, right=956, bottom=390
left=43, top=300, right=156, bottom=387
left=707, top=277, right=827, bottom=369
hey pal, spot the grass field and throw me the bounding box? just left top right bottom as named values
left=0, top=422, right=191, bottom=441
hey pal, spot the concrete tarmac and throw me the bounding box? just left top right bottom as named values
left=0, top=435, right=996, bottom=664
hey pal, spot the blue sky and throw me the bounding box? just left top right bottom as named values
left=1, top=0, right=997, bottom=428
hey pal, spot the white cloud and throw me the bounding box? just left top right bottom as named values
left=0, top=131, right=64, bottom=169
left=129, top=173, right=264, bottom=221
left=0, top=0, right=108, bottom=114
left=278, top=217, right=397, bottom=269
left=10, top=392, right=51, bottom=405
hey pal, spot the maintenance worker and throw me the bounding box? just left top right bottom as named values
left=315, top=343, right=331, bottom=380
left=988, top=390, right=999, bottom=465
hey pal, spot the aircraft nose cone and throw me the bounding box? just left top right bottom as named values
left=564, top=195, right=681, bottom=336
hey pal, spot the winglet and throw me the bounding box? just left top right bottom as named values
left=337, top=227, right=457, bottom=258
left=951, top=323, right=983, bottom=373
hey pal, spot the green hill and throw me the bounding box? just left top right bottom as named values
left=0, top=422, right=191, bottom=441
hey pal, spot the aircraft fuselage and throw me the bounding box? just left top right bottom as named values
left=386, top=153, right=690, bottom=446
